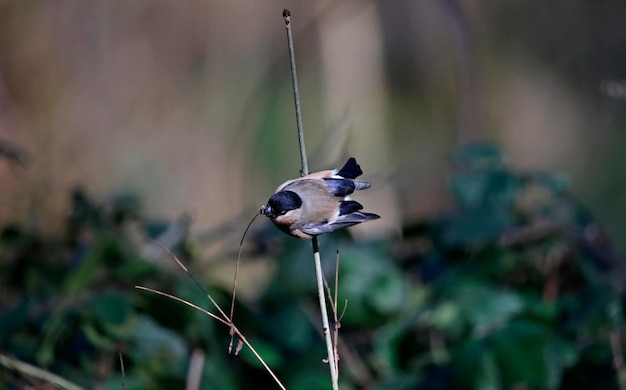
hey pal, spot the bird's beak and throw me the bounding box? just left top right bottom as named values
left=259, top=204, right=273, bottom=217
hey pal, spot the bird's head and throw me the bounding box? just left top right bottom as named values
left=260, top=190, right=302, bottom=220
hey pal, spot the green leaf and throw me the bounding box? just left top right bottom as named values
left=487, top=320, right=550, bottom=387
left=0, top=299, right=30, bottom=344
left=199, top=357, right=239, bottom=390
left=451, top=281, right=523, bottom=337
left=545, top=338, right=579, bottom=389
left=83, top=322, right=115, bottom=349
left=129, top=316, right=188, bottom=370
left=442, top=207, right=514, bottom=248
left=113, top=258, right=158, bottom=282
left=451, top=170, right=522, bottom=209
left=260, top=303, right=315, bottom=351
left=286, top=368, right=341, bottom=390
left=372, top=317, right=414, bottom=375
left=453, top=143, right=504, bottom=171
left=93, top=289, right=132, bottom=325
left=420, top=301, right=465, bottom=340
left=238, top=337, right=283, bottom=369
left=102, top=374, right=149, bottom=390
left=338, top=245, right=405, bottom=326
left=452, top=339, right=501, bottom=390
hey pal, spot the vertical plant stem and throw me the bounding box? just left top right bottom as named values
left=283, top=9, right=339, bottom=390
left=312, top=236, right=340, bottom=389
left=283, top=9, right=308, bottom=177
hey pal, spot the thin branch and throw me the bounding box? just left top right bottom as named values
left=137, top=236, right=287, bottom=389
left=135, top=286, right=286, bottom=390
left=0, top=353, right=83, bottom=390
left=230, top=214, right=258, bottom=320
left=301, top=302, right=375, bottom=388
left=186, top=349, right=205, bottom=390
left=119, top=352, right=126, bottom=390
left=335, top=335, right=375, bottom=387
left=283, top=9, right=308, bottom=177
left=283, top=8, right=340, bottom=390
left=333, top=251, right=341, bottom=373
left=339, top=299, right=348, bottom=321
left=229, top=213, right=260, bottom=353
left=322, top=250, right=344, bottom=375
left=135, top=286, right=229, bottom=326
left=312, top=239, right=339, bottom=388
left=147, top=239, right=229, bottom=321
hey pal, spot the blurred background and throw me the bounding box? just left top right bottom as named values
left=1, top=1, right=625, bottom=389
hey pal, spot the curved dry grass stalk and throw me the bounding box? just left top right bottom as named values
left=135, top=239, right=286, bottom=390
left=134, top=286, right=286, bottom=390
left=0, top=353, right=83, bottom=390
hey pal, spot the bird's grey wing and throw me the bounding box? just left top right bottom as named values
left=322, top=178, right=371, bottom=197
left=300, top=212, right=380, bottom=235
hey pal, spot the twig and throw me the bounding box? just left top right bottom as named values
left=313, top=238, right=339, bottom=388
left=333, top=251, right=341, bottom=374
left=119, top=352, right=125, bottom=390
left=283, top=8, right=339, bottom=390
left=283, top=9, right=308, bottom=177
left=186, top=349, right=205, bottom=390
left=301, top=302, right=374, bottom=388
left=335, top=335, right=374, bottom=387
left=229, top=213, right=259, bottom=353
left=135, top=286, right=286, bottom=390
left=147, top=239, right=229, bottom=320
left=136, top=240, right=287, bottom=389
left=322, top=250, right=342, bottom=375
left=0, top=352, right=83, bottom=390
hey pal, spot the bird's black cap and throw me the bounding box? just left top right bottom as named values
left=266, top=190, right=302, bottom=217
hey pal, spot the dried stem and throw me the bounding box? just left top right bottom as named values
left=186, top=349, right=205, bottom=390
left=230, top=213, right=259, bottom=321
left=135, top=240, right=287, bottom=390
left=135, top=286, right=286, bottom=390
left=283, top=9, right=308, bottom=177
left=322, top=250, right=342, bottom=375
left=283, top=8, right=339, bottom=389
left=0, top=353, right=83, bottom=390
left=119, top=352, right=126, bottom=390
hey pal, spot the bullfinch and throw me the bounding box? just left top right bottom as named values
left=260, top=157, right=380, bottom=238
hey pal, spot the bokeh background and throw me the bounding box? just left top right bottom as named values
left=1, top=1, right=625, bottom=389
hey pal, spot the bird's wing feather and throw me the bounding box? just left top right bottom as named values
left=322, top=178, right=356, bottom=197
left=336, top=157, right=363, bottom=179
left=275, top=158, right=368, bottom=192
left=322, top=178, right=372, bottom=196
left=300, top=212, right=380, bottom=235
left=339, top=200, right=363, bottom=215
left=352, top=180, right=371, bottom=191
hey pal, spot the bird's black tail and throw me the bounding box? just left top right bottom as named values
left=337, top=157, right=363, bottom=179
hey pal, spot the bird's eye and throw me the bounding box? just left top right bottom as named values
left=279, top=210, right=288, bottom=216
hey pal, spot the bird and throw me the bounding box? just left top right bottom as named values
left=260, top=157, right=380, bottom=238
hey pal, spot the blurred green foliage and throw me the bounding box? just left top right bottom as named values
left=1, top=144, right=625, bottom=389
